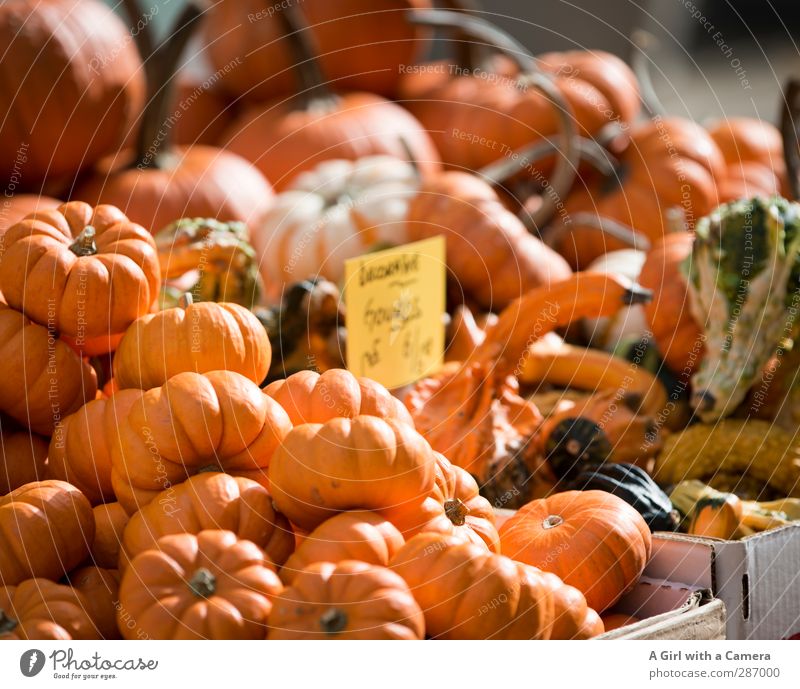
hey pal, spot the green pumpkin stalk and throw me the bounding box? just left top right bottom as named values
left=684, top=196, right=800, bottom=421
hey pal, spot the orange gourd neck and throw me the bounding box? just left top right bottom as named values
left=444, top=498, right=469, bottom=526
left=0, top=609, right=17, bottom=634
left=781, top=78, right=800, bottom=201
left=69, top=226, right=98, bottom=257
left=129, top=2, right=203, bottom=171
left=542, top=514, right=564, bottom=530
left=188, top=567, right=217, bottom=598
left=319, top=608, right=348, bottom=635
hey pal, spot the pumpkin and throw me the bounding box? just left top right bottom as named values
left=401, top=11, right=638, bottom=176
left=542, top=571, right=604, bottom=640
left=0, top=480, right=94, bottom=585
left=555, top=118, right=726, bottom=269
left=68, top=566, right=120, bottom=639
left=91, top=502, right=130, bottom=570
left=251, top=156, right=419, bottom=299
left=405, top=273, right=651, bottom=505
left=170, top=59, right=236, bottom=147
left=114, top=297, right=270, bottom=390
left=74, top=2, right=274, bottom=232
left=268, top=560, right=424, bottom=640
left=382, top=452, right=500, bottom=552
left=120, top=472, right=294, bottom=572
left=638, top=232, right=704, bottom=375
left=406, top=170, right=572, bottom=311
left=0, top=579, right=97, bottom=640
left=270, top=416, right=437, bottom=532
left=204, top=0, right=431, bottom=102
left=280, top=511, right=404, bottom=585
left=0, top=0, right=144, bottom=186
left=47, top=390, right=143, bottom=505
left=708, top=117, right=786, bottom=189
left=118, top=530, right=283, bottom=640
left=263, top=369, right=413, bottom=426
left=389, top=532, right=555, bottom=639
left=111, top=371, right=292, bottom=514
left=0, top=304, right=97, bottom=434
left=499, top=490, right=652, bottom=612
left=155, top=218, right=263, bottom=308
left=718, top=162, right=781, bottom=203
left=566, top=463, right=680, bottom=532
left=221, top=5, right=439, bottom=191
left=0, top=417, right=48, bottom=494
left=0, top=201, right=160, bottom=343
left=0, top=195, right=60, bottom=234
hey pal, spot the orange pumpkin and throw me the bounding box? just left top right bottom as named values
left=268, top=560, right=424, bottom=640
left=118, top=530, right=283, bottom=640
left=269, top=416, right=437, bottom=531
left=0, top=417, right=48, bottom=494
left=0, top=480, right=94, bottom=585
left=0, top=579, right=97, bottom=640
left=68, top=566, right=121, bottom=639
left=0, top=195, right=61, bottom=235
left=0, top=0, right=144, bottom=186
left=114, top=298, right=270, bottom=390
left=220, top=5, right=439, bottom=190
left=542, top=571, right=604, bottom=640
left=708, top=117, right=786, bottom=186
left=390, top=532, right=555, bottom=639
left=382, top=452, right=500, bottom=552
left=91, top=502, right=130, bottom=570
left=120, top=472, right=294, bottom=573
left=280, top=510, right=404, bottom=585
left=499, top=490, right=652, bottom=612
left=263, top=369, right=413, bottom=426
left=47, top=390, right=143, bottom=505
left=111, top=371, right=292, bottom=514
left=638, top=232, right=704, bottom=375
left=204, top=0, right=431, bottom=102
left=0, top=202, right=160, bottom=343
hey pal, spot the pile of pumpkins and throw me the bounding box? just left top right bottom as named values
left=1, top=0, right=800, bottom=640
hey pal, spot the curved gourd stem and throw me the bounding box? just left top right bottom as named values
left=781, top=78, right=800, bottom=201
left=630, top=29, right=667, bottom=119
left=131, top=2, right=204, bottom=170
left=121, top=0, right=155, bottom=80
left=409, top=9, right=578, bottom=229
left=543, top=212, right=651, bottom=252
left=436, top=0, right=486, bottom=70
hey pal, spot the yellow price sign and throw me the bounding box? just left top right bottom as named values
left=344, top=236, right=446, bottom=389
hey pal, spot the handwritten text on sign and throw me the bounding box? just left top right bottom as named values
left=345, top=236, right=445, bottom=389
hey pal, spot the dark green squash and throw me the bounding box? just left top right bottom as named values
left=566, top=463, right=680, bottom=532
left=544, top=417, right=611, bottom=481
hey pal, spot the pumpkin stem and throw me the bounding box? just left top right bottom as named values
left=319, top=607, right=348, bottom=635
left=781, top=78, right=800, bottom=202
left=69, top=226, right=98, bottom=256
left=629, top=29, right=667, bottom=119
left=120, top=0, right=155, bottom=82
left=0, top=610, right=18, bottom=634
left=178, top=292, right=194, bottom=309
left=542, top=212, right=651, bottom=252
left=188, top=567, right=217, bottom=598
left=277, top=4, right=336, bottom=107
left=542, top=514, right=564, bottom=530
left=197, top=464, right=223, bottom=474
left=444, top=498, right=469, bottom=526
left=131, top=1, right=203, bottom=170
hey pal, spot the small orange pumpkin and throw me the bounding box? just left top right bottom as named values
left=68, top=566, right=121, bottom=640
left=0, top=417, right=48, bottom=494
left=91, top=502, right=130, bottom=570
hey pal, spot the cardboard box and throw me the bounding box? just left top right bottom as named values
left=652, top=525, right=800, bottom=640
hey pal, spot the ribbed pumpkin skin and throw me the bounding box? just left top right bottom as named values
left=0, top=303, right=98, bottom=435
left=47, top=390, right=143, bottom=505
left=0, top=579, right=97, bottom=640
left=269, top=416, right=437, bottom=532
left=0, top=422, right=49, bottom=494
left=389, top=533, right=555, bottom=639
left=120, top=473, right=294, bottom=573
left=268, top=560, right=425, bottom=640
left=0, top=480, right=94, bottom=585
left=0, top=0, right=144, bottom=185
left=263, top=369, right=413, bottom=427
left=69, top=566, right=121, bottom=639
left=91, top=502, right=130, bottom=569
left=0, top=196, right=61, bottom=234
left=119, top=530, right=283, bottom=640
left=541, top=571, right=604, bottom=640
left=0, top=202, right=160, bottom=340
left=499, top=490, right=652, bottom=613
left=280, top=510, right=404, bottom=585
left=114, top=301, right=271, bottom=390
left=110, top=370, right=292, bottom=514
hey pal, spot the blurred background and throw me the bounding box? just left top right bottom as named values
left=108, top=0, right=800, bottom=122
